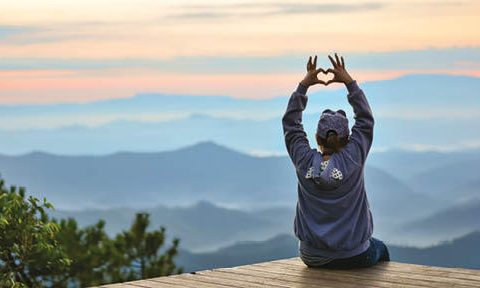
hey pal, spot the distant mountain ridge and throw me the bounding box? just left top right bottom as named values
left=398, top=199, right=480, bottom=243
left=52, top=200, right=295, bottom=252
left=2, top=141, right=479, bottom=247
left=177, top=234, right=298, bottom=272
left=367, top=149, right=480, bottom=181
left=2, top=74, right=478, bottom=112
left=408, top=158, right=480, bottom=202
left=1, top=74, right=480, bottom=155
left=176, top=231, right=480, bottom=272
left=0, top=141, right=296, bottom=210
left=0, top=141, right=439, bottom=212
left=389, top=231, right=480, bottom=269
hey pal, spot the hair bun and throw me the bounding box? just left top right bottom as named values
left=326, top=130, right=338, bottom=138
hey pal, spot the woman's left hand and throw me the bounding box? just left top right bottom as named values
left=300, top=55, right=326, bottom=87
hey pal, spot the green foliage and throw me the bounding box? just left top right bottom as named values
left=54, top=218, right=115, bottom=287
left=0, top=178, right=71, bottom=288
left=55, top=213, right=182, bottom=286
left=0, top=176, right=182, bottom=287
left=111, top=213, right=183, bottom=282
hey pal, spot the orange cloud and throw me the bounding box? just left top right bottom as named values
left=1, top=68, right=479, bottom=104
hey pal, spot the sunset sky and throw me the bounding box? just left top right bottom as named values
left=0, top=0, right=479, bottom=104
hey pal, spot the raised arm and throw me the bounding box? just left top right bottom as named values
left=282, top=56, right=326, bottom=172
left=344, top=81, right=374, bottom=164
left=326, top=53, right=374, bottom=165
left=282, top=83, right=312, bottom=172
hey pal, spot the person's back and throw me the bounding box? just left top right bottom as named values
left=282, top=53, right=389, bottom=269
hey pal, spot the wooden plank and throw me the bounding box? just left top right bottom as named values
left=195, top=270, right=292, bottom=288
left=97, top=280, right=170, bottom=288
left=189, top=271, right=288, bottom=288
left=275, top=257, right=480, bottom=283
left=280, top=257, right=480, bottom=276
left=377, top=261, right=480, bottom=277
left=148, top=274, right=227, bottom=288
left=238, top=264, right=427, bottom=288
left=269, top=261, right=479, bottom=288
left=95, top=258, right=480, bottom=288
left=249, top=261, right=462, bottom=288
left=142, top=277, right=194, bottom=288
left=371, top=263, right=480, bottom=283
left=122, top=281, right=160, bottom=288
left=201, top=268, right=333, bottom=288
left=98, top=284, right=143, bottom=288
left=125, top=279, right=181, bottom=288
left=210, top=266, right=371, bottom=288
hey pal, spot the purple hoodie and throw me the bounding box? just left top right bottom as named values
left=282, top=80, right=374, bottom=259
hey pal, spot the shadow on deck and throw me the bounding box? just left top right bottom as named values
left=97, top=257, right=480, bottom=287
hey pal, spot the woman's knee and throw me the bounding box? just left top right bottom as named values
left=371, top=238, right=390, bottom=262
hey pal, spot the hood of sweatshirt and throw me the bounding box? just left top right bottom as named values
left=306, top=151, right=345, bottom=191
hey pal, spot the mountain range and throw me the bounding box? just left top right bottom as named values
left=1, top=74, right=480, bottom=155
left=52, top=201, right=295, bottom=252
left=2, top=141, right=479, bottom=248
left=1, top=73, right=479, bottom=272
left=397, top=199, right=480, bottom=244
left=176, top=231, right=480, bottom=272
left=0, top=141, right=442, bottom=214
left=0, top=142, right=296, bottom=210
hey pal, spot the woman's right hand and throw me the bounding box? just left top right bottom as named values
left=325, top=53, right=354, bottom=86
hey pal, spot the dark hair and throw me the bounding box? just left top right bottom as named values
left=316, top=131, right=348, bottom=155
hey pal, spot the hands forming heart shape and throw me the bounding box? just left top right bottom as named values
left=300, top=53, right=354, bottom=87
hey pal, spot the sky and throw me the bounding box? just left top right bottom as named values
left=0, top=0, right=479, bottom=104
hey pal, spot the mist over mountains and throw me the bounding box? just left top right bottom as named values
left=1, top=73, right=479, bottom=270
left=0, top=142, right=295, bottom=210
left=0, top=141, right=451, bottom=213
left=176, top=231, right=480, bottom=272
left=1, top=74, right=480, bottom=155
left=399, top=199, right=480, bottom=240
left=51, top=201, right=295, bottom=252
left=2, top=141, right=479, bottom=249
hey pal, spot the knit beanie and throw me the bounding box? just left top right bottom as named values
left=316, top=109, right=349, bottom=138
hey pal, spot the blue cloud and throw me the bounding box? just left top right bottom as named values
left=0, top=26, right=32, bottom=40
left=0, top=22, right=122, bottom=45
left=167, top=2, right=384, bottom=19
left=280, top=3, right=383, bottom=14
left=0, top=47, right=479, bottom=73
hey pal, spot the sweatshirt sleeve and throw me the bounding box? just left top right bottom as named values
left=282, top=83, right=315, bottom=173
left=343, top=81, right=375, bottom=165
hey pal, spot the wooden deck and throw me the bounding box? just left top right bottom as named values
left=98, top=257, right=480, bottom=287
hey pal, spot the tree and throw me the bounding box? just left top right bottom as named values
left=54, top=218, right=115, bottom=287
left=110, top=213, right=183, bottom=282
left=0, top=175, right=183, bottom=287
left=0, top=178, right=71, bottom=288
left=53, top=213, right=183, bottom=286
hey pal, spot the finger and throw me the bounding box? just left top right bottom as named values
left=313, top=55, right=317, bottom=68
left=314, top=79, right=326, bottom=85
left=341, top=56, right=345, bottom=68
left=325, top=79, right=336, bottom=86
left=315, top=67, right=325, bottom=74
left=335, top=53, right=341, bottom=66
left=328, top=55, right=337, bottom=68
left=307, top=56, right=312, bottom=69
left=326, top=68, right=337, bottom=74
